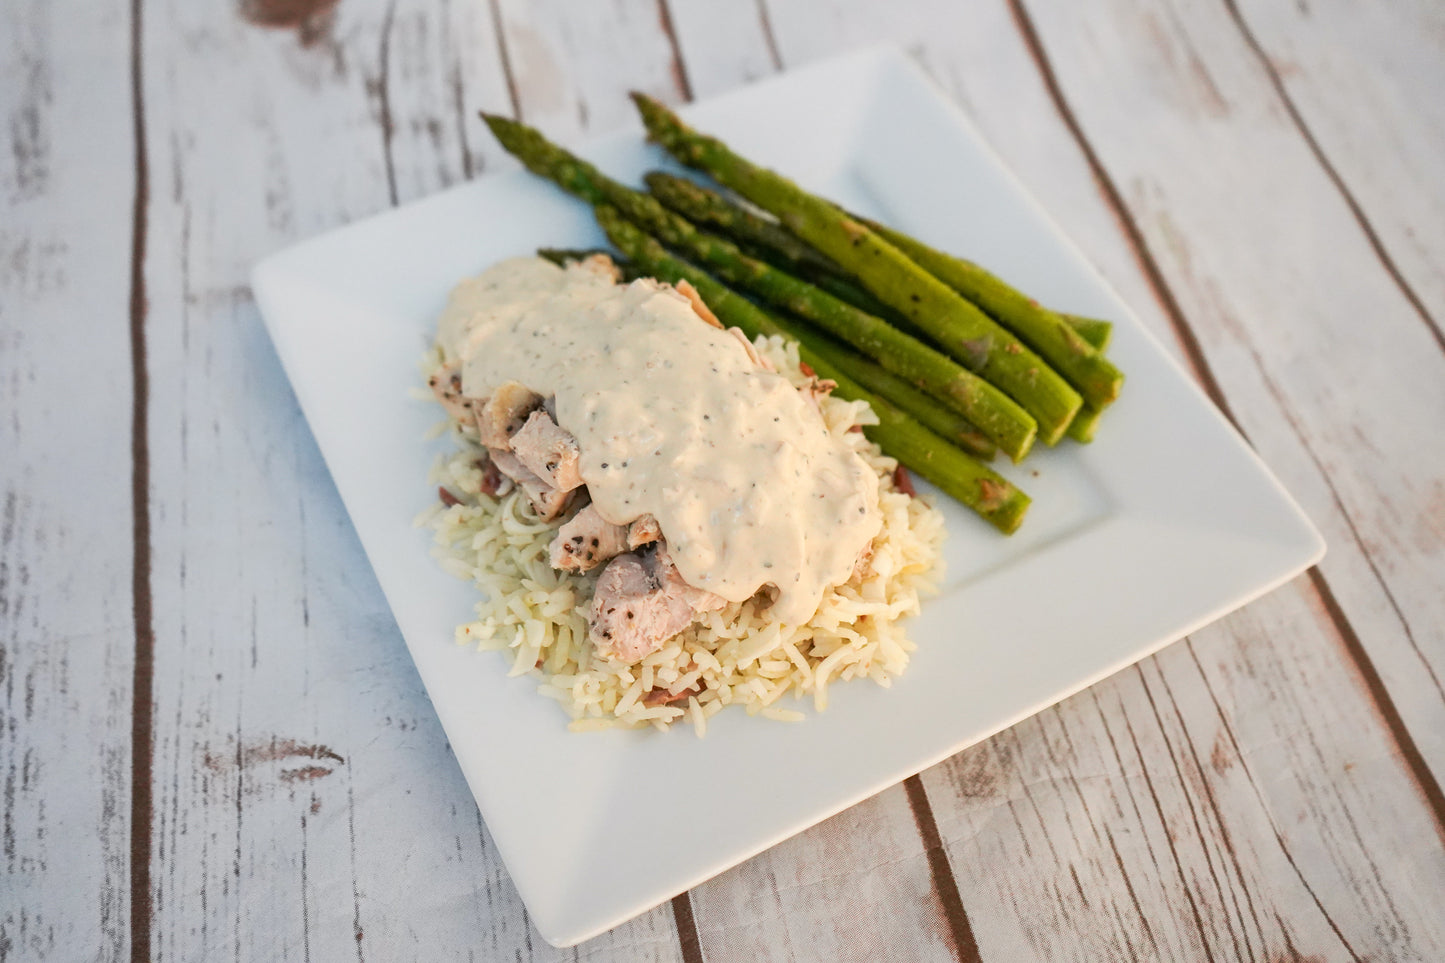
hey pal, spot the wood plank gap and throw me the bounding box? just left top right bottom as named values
left=903, top=775, right=981, bottom=963
left=655, top=0, right=694, bottom=102
left=486, top=0, right=521, bottom=120
left=670, top=892, right=705, bottom=963
left=378, top=0, right=399, bottom=206
left=1221, top=0, right=1445, bottom=355
left=127, top=0, right=154, bottom=959
left=754, top=0, right=783, bottom=73
left=1004, top=0, right=1240, bottom=430
left=1306, top=567, right=1445, bottom=846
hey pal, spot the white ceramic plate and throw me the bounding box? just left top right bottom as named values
left=252, top=47, right=1324, bottom=947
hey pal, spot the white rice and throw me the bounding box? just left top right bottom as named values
left=418, top=335, right=946, bottom=734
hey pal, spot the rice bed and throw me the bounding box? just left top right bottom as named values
left=417, top=336, right=946, bottom=735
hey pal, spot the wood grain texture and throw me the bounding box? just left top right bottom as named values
left=0, top=1, right=136, bottom=959
left=138, top=2, right=681, bottom=958
left=1232, top=0, right=1445, bottom=343
left=491, top=0, right=689, bottom=137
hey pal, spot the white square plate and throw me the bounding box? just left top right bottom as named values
left=252, top=47, right=1324, bottom=946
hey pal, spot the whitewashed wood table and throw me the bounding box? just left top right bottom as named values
left=5, top=0, right=1445, bottom=959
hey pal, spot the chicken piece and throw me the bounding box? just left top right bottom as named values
left=576, top=252, right=622, bottom=283
left=489, top=449, right=573, bottom=521
left=476, top=381, right=543, bottom=450
left=549, top=504, right=631, bottom=572
left=510, top=410, right=584, bottom=492
left=428, top=365, right=484, bottom=428
left=626, top=514, right=661, bottom=550
left=674, top=279, right=722, bottom=329
left=589, top=543, right=727, bottom=662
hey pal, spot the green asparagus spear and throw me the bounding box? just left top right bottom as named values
left=645, top=171, right=851, bottom=284
left=789, top=330, right=998, bottom=460
left=629, top=93, right=1082, bottom=445
left=596, top=205, right=1030, bottom=534
left=601, top=187, right=1036, bottom=461
left=645, top=171, right=1115, bottom=357
left=859, top=218, right=1123, bottom=409
left=483, top=112, right=1036, bottom=460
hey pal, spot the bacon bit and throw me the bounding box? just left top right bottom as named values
left=477, top=458, right=507, bottom=496
left=893, top=465, right=917, bottom=497
left=438, top=487, right=463, bottom=508
left=798, top=361, right=816, bottom=378
left=641, top=685, right=701, bottom=708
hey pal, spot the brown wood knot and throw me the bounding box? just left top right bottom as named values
left=238, top=0, right=339, bottom=46
left=202, top=737, right=346, bottom=793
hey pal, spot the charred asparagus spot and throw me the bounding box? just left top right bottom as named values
left=627, top=92, right=1083, bottom=446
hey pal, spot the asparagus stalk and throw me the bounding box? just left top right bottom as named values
left=791, top=330, right=998, bottom=460
left=646, top=172, right=1115, bottom=355
left=629, top=93, right=1082, bottom=444
left=859, top=218, right=1123, bottom=409
left=601, top=187, right=1036, bottom=461
left=483, top=112, right=1036, bottom=461
left=644, top=171, right=851, bottom=284
left=596, top=205, right=1030, bottom=534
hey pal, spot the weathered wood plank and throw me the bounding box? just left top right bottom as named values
left=492, top=0, right=690, bottom=138
left=0, top=2, right=135, bottom=960
left=1233, top=0, right=1445, bottom=340
left=684, top=784, right=962, bottom=963
left=664, top=0, right=780, bottom=99
left=139, top=1, right=681, bottom=957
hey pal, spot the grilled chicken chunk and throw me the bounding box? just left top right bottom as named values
left=428, top=366, right=483, bottom=429
left=476, top=381, right=543, bottom=450
left=589, top=543, right=726, bottom=662
left=489, top=449, right=572, bottom=520
left=626, top=514, right=661, bottom=550
left=510, top=410, right=584, bottom=492
left=549, top=504, right=630, bottom=572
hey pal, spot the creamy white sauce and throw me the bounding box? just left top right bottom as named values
left=436, top=256, right=881, bottom=624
